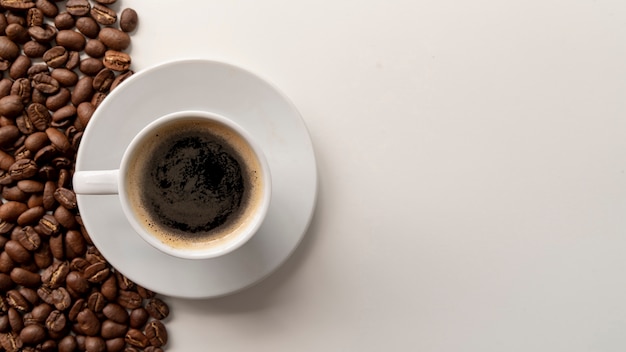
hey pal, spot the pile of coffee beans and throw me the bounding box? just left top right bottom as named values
left=0, top=1, right=171, bottom=351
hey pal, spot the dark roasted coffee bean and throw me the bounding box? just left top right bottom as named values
left=28, top=24, right=56, bottom=43
left=0, top=95, right=23, bottom=118
left=51, top=68, right=77, bottom=88
left=87, top=291, right=105, bottom=313
left=76, top=308, right=100, bottom=336
left=120, top=8, right=138, bottom=32
left=83, top=261, right=109, bottom=283
left=58, top=335, right=77, bottom=352
left=57, top=168, right=70, bottom=188
left=53, top=11, right=74, bottom=30
left=31, top=72, right=60, bottom=94
left=0, top=330, right=23, bottom=352
left=106, top=337, right=126, bottom=352
left=0, top=125, right=20, bottom=148
left=22, top=40, right=48, bottom=57
left=65, top=270, right=88, bottom=294
left=79, top=57, right=104, bottom=76
left=7, top=289, right=30, bottom=312
left=7, top=308, right=23, bottom=333
left=103, top=50, right=131, bottom=71
left=0, top=78, right=12, bottom=97
left=11, top=78, right=31, bottom=103
left=42, top=181, right=56, bottom=210
left=26, top=102, right=51, bottom=131
left=93, top=68, right=114, bottom=92
left=15, top=115, right=34, bottom=135
left=100, top=274, right=117, bottom=301
left=4, top=240, right=30, bottom=263
left=0, top=150, right=15, bottom=171
left=1, top=0, right=35, bottom=10
left=28, top=303, right=52, bottom=324
left=117, top=289, right=141, bottom=310
left=33, top=241, right=51, bottom=269
left=17, top=179, right=44, bottom=193
left=145, top=298, right=169, bottom=320
left=43, top=46, right=67, bottom=68
left=46, top=88, right=70, bottom=111
left=84, top=39, right=106, bottom=58
left=5, top=23, right=29, bottom=44
left=125, top=329, right=148, bottom=349
left=38, top=286, right=70, bottom=310
left=56, top=29, right=85, bottom=51
left=0, top=36, right=18, bottom=69
left=38, top=214, right=60, bottom=236
left=0, top=273, right=14, bottom=291
left=76, top=101, right=95, bottom=127
left=91, top=4, right=116, bottom=25
left=90, top=91, right=106, bottom=108
left=0, top=252, right=15, bottom=273
left=41, top=260, right=68, bottom=288
left=10, top=267, right=40, bottom=287
left=101, top=319, right=128, bottom=339
left=45, top=309, right=66, bottom=332
left=99, top=27, right=130, bottom=51
left=48, top=233, right=63, bottom=259
left=27, top=63, right=49, bottom=78
left=2, top=186, right=27, bottom=202
left=0, top=14, right=6, bottom=35
left=6, top=13, right=26, bottom=26
left=19, top=322, right=45, bottom=345
left=110, top=70, right=133, bottom=90
left=67, top=298, right=84, bottom=322
left=46, top=128, right=71, bottom=153
left=9, top=55, right=30, bottom=79
left=0, top=220, right=14, bottom=235
left=72, top=75, right=94, bottom=105
left=34, top=144, right=57, bottom=164
left=65, top=50, right=79, bottom=70
left=8, top=159, right=37, bottom=180
left=75, top=15, right=99, bottom=38
left=0, top=315, right=9, bottom=333
left=53, top=187, right=76, bottom=209
left=26, top=8, right=44, bottom=27
left=35, top=0, right=57, bottom=17
left=128, top=307, right=148, bottom=329
left=27, top=193, right=43, bottom=208
left=102, top=303, right=128, bottom=324
left=66, top=0, right=90, bottom=16
left=14, top=225, right=41, bottom=249
left=55, top=207, right=77, bottom=229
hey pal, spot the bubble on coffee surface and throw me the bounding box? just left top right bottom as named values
left=127, top=118, right=264, bottom=250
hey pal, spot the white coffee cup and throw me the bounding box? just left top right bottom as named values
left=73, top=110, right=271, bottom=260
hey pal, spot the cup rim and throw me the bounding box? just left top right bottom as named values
left=117, top=110, right=272, bottom=260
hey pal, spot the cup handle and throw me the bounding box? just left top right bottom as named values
left=73, top=170, right=120, bottom=195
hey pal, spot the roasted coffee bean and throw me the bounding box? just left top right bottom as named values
left=0, top=78, right=12, bottom=97
left=116, top=289, right=141, bottom=310
left=8, top=159, right=37, bottom=180
left=91, top=91, right=106, bottom=107
left=1, top=0, right=35, bottom=10
left=0, top=150, right=15, bottom=171
left=33, top=145, right=57, bottom=164
left=76, top=308, right=100, bottom=336
left=42, top=181, right=56, bottom=210
left=19, top=323, right=45, bottom=344
left=45, top=309, right=66, bottom=332
left=99, top=27, right=130, bottom=51
left=145, top=298, right=169, bottom=320
left=12, top=146, right=32, bottom=163
left=58, top=335, right=77, bottom=352
left=46, top=88, right=70, bottom=111
left=26, top=193, right=43, bottom=208
left=8, top=308, right=23, bottom=332
left=4, top=240, right=30, bottom=263
left=0, top=125, right=20, bottom=148
left=14, top=225, right=41, bottom=249
left=15, top=116, right=34, bottom=135
left=0, top=252, right=15, bottom=274
left=41, top=260, right=69, bottom=288
left=102, top=303, right=127, bottom=325
left=26, top=102, right=51, bottom=131
left=92, top=68, right=114, bottom=92
left=46, top=127, right=71, bottom=153
left=5, top=13, right=25, bottom=27
left=10, top=78, right=30, bottom=103
left=0, top=13, right=6, bottom=34
left=48, top=233, right=63, bottom=259
left=56, top=29, right=86, bottom=51
left=125, top=329, right=148, bottom=349
left=103, top=50, right=131, bottom=71
left=0, top=315, right=9, bottom=333
left=26, top=8, right=44, bottom=27
left=120, top=8, right=138, bottom=32
left=110, top=69, right=133, bottom=90
left=38, top=286, right=70, bottom=310
left=57, top=168, right=70, bottom=188
left=101, top=319, right=128, bottom=339
left=65, top=270, right=88, bottom=294
left=53, top=11, right=74, bottom=30
left=31, top=72, right=59, bottom=94
left=65, top=50, right=79, bottom=70
left=0, top=272, right=14, bottom=291
left=9, top=55, right=30, bottom=79
left=76, top=101, right=95, bottom=127
left=35, top=0, right=57, bottom=17
left=84, top=39, right=106, bottom=58
left=27, top=63, right=49, bottom=78
left=91, top=4, right=116, bottom=25
left=66, top=0, right=90, bottom=16
left=106, top=337, right=126, bottom=352
left=84, top=262, right=109, bottom=283
left=75, top=15, right=99, bottom=38
left=79, top=57, right=104, bottom=76
left=5, top=23, right=29, bottom=44
left=128, top=307, right=148, bottom=329
left=67, top=298, right=84, bottom=322
left=38, top=214, right=60, bottom=236
left=50, top=69, right=77, bottom=89
left=100, top=275, right=117, bottom=301
left=28, top=24, right=57, bottom=43
left=72, top=75, right=93, bottom=105
left=0, top=330, right=23, bottom=352
left=23, top=133, right=47, bottom=153
left=2, top=185, right=27, bottom=202
left=0, top=95, right=24, bottom=118
left=18, top=180, right=44, bottom=193
left=43, top=45, right=67, bottom=68
left=27, top=303, right=52, bottom=324
left=53, top=187, right=76, bottom=209
left=10, top=267, right=40, bottom=287
left=7, top=289, right=30, bottom=312
left=33, top=242, right=52, bottom=269
left=0, top=220, right=14, bottom=235
left=55, top=207, right=77, bottom=229
left=23, top=40, right=48, bottom=57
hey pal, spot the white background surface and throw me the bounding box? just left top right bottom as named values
left=120, top=1, right=626, bottom=351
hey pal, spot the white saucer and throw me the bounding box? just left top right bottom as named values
left=74, top=59, right=318, bottom=299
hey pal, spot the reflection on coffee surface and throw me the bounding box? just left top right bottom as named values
left=126, top=118, right=263, bottom=249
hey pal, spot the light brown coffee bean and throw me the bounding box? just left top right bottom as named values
left=91, top=4, right=117, bottom=25
left=120, top=8, right=138, bottom=32
left=92, top=68, right=114, bottom=92
left=0, top=201, right=28, bottom=222
left=94, top=0, right=117, bottom=4
left=103, top=50, right=130, bottom=72
left=145, top=298, right=169, bottom=320
left=43, top=45, right=67, bottom=68
left=14, top=225, right=41, bottom=249
left=0, top=36, right=19, bottom=63
left=84, top=39, right=106, bottom=58
left=38, top=214, right=60, bottom=236
left=125, top=329, right=149, bottom=349
left=56, top=29, right=86, bottom=52
left=110, top=69, right=133, bottom=90
left=99, top=28, right=130, bottom=51
left=75, top=16, right=99, bottom=39
left=52, top=187, right=76, bottom=210
left=46, top=127, right=71, bottom=153
left=2, top=186, right=27, bottom=202
left=76, top=101, right=95, bottom=127
left=10, top=267, right=40, bottom=287
left=50, top=68, right=77, bottom=88
left=0, top=95, right=24, bottom=118
left=17, top=207, right=44, bottom=227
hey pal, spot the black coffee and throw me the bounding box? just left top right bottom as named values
left=126, top=117, right=264, bottom=249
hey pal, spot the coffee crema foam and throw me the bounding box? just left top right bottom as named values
left=125, top=117, right=264, bottom=251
